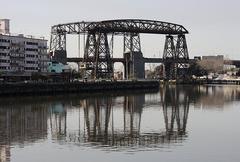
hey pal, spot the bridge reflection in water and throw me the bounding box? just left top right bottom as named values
left=49, top=86, right=190, bottom=149
left=2, top=85, right=240, bottom=161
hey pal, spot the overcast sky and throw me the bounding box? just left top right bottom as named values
left=1, top=0, right=240, bottom=59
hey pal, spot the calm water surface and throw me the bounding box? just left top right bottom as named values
left=0, top=85, right=240, bottom=162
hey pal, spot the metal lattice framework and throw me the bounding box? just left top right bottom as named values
left=49, top=19, right=189, bottom=79
left=162, top=34, right=189, bottom=79
left=163, top=35, right=176, bottom=79
left=123, top=33, right=141, bottom=53
left=83, top=33, right=97, bottom=77
left=95, top=33, right=113, bottom=79
left=175, top=34, right=189, bottom=71
left=50, top=19, right=188, bottom=36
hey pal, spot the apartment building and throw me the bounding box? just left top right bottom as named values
left=0, top=19, right=49, bottom=74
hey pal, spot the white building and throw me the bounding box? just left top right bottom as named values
left=0, top=19, right=49, bottom=74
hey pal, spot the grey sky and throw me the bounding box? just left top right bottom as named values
left=1, top=0, right=240, bottom=59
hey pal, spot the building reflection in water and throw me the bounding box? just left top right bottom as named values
left=0, top=101, right=48, bottom=162
left=193, top=85, right=240, bottom=109
left=49, top=87, right=189, bottom=149
left=50, top=103, right=67, bottom=140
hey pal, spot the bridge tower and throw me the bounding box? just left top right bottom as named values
left=83, top=33, right=97, bottom=78
left=83, top=32, right=113, bottom=79
left=163, top=35, right=176, bottom=80
left=163, top=34, right=189, bottom=80
left=95, top=33, right=113, bottom=79
left=123, top=33, right=145, bottom=79
left=50, top=33, right=67, bottom=64
left=175, top=34, right=189, bottom=78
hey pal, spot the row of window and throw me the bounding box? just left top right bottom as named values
left=25, top=67, right=38, bottom=70
left=0, top=46, right=42, bottom=52
left=0, top=39, right=10, bottom=43
left=0, top=66, right=7, bottom=70
left=0, top=46, right=9, bottom=49
left=26, top=54, right=48, bottom=58
left=26, top=61, right=38, bottom=64
left=26, top=42, right=38, bottom=46
left=0, top=59, right=40, bottom=64
left=10, top=54, right=25, bottom=58
left=25, top=48, right=38, bottom=52
left=0, top=66, right=39, bottom=70
left=0, top=53, right=48, bottom=58
left=0, top=59, right=8, bottom=63
left=26, top=54, right=37, bottom=58
left=0, top=53, right=7, bottom=56
left=0, top=39, right=44, bottom=45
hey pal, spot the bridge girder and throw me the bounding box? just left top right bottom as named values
left=50, top=19, right=188, bottom=36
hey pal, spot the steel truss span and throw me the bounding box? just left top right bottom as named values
left=51, top=19, right=188, bottom=35
left=50, top=19, right=189, bottom=80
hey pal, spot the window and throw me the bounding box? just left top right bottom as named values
left=25, top=48, right=38, bottom=52
left=26, top=42, right=38, bottom=46
left=0, top=59, right=7, bottom=63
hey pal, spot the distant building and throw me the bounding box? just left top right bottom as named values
left=0, top=19, right=10, bottom=34
left=47, top=61, right=71, bottom=73
left=201, top=55, right=224, bottom=72
left=0, top=19, right=49, bottom=74
left=194, top=56, right=201, bottom=61
left=224, top=64, right=236, bottom=71
left=202, top=55, right=224, bottom=61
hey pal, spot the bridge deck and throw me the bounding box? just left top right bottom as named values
left=67, top=57, right=195, bottom=64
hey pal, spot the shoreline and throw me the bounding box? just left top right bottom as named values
left=178, top=80, right=240, bottom=85
left=1, top=79, right=239, bottom=96
left=0, top=80, right=160, bottom=96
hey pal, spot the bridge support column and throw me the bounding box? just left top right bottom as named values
left=123, top=33, right=144, bottom=79
left=50, top=33, right=67, bottom=64
left=83, top=33, right=97, bottom=78
left=124, top=52, right=145, bottom=79
left=163, top=35, right=190, bottom=80
left=163, top=35, right=176, bottom=80
left=95, top=33, right=113, bottom=79
left=175, top=34, right=189, bottom=79
left=83, top=33, right=114, bottom=79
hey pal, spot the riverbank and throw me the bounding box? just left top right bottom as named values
left=160, top=79, right=240, bottom=85
left=0, top=80, right=159, bottom=96
left=178, top=79, right=240, bottom=85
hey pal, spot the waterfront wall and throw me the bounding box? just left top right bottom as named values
left=184, top=80, right=240, bottom=85
left=0, top=80, right=159, bottom=96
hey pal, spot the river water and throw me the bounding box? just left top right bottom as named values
left=0, top=85, right=239, bottom=162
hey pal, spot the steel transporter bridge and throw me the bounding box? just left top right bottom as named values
left=49, top=19, right=190, bottom=80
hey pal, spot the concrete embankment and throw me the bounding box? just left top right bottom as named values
left=0, top=80, right=159, bottom=96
